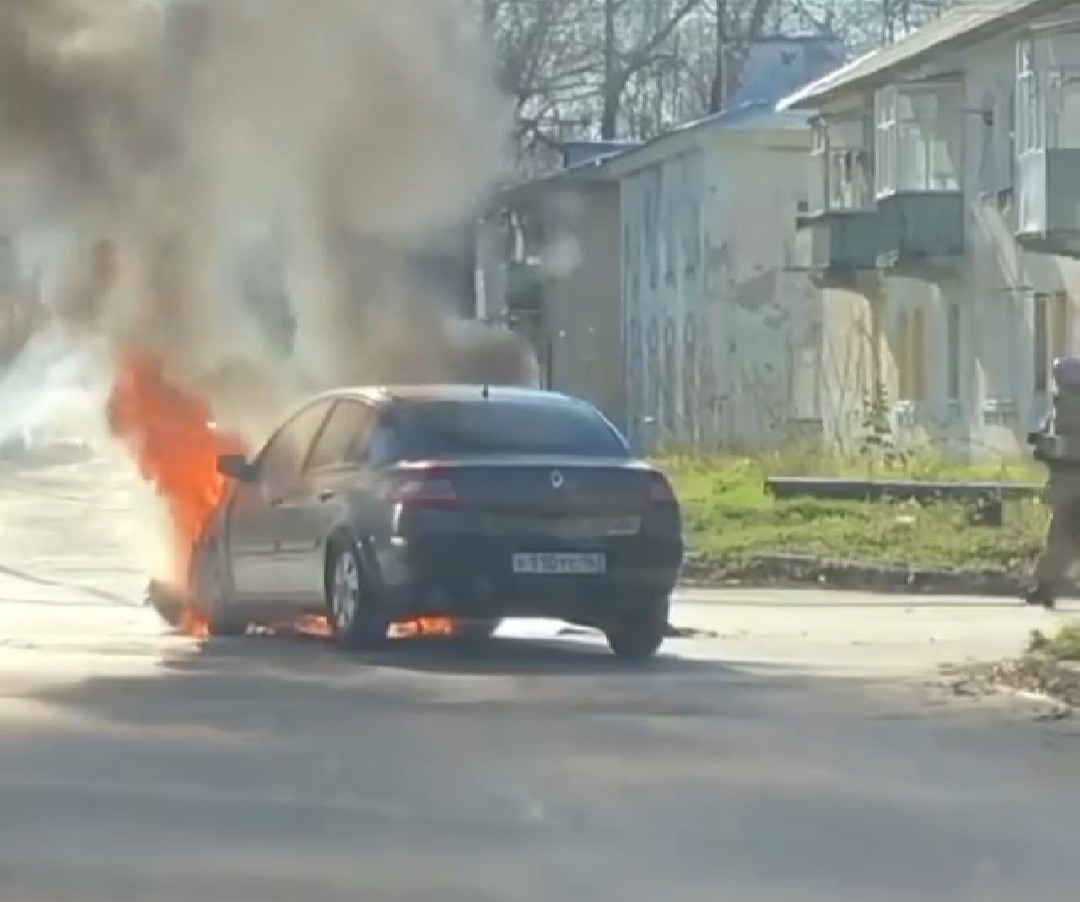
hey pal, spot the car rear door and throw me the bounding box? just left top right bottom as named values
left=226, top=399, right=334, bottom=606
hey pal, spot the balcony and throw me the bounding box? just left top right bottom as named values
left=794, top=118, right=882, bottom=287
left=1017, top=149, right=1080, bottom=256
left=1014, top=51, right=1080, bottom=257
left=794, top=210, right=882, bottom=282
left=872, top=81, right=965, bottom=276
left=875, top=191, right=965, bottom=272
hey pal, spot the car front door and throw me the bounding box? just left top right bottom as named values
left=226, top=399, right=334, bottom=606
left=285, top=399, right=379, bottom=604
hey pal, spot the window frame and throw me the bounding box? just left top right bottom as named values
left=305, top=399, right=379, bottom=472
left=253, top=398, right=336, bottom=488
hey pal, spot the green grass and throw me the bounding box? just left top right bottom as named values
left=1029, top=623, right=1080, bottom=661
left=655, top=450, right=1048, bottom=572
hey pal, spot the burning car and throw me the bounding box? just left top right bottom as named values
left=143, top=383, right=684, bottom=660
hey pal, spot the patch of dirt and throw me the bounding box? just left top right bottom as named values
left=939, top=654, right=1080, bottom=718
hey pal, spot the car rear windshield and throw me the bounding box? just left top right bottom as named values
left=396, top=399, right=629, bottom=459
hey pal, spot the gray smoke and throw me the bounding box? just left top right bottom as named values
left=0, top=0, right=533, bottom=447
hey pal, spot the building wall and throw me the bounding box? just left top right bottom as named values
left=810, top=21, right=1080, bottom=460
left=818, top=284, right=876, bottom=451
left=544, top=183, right=625, bottom=429
left=961, top=31, right=1080, bottom=456
left=473, top=181, right=625, bottom=425
left=621, top=128, right=826, bottom=452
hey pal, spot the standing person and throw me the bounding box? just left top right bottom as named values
left=1025, top=355, right=1080, bottom=609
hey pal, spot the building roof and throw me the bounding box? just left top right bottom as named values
left=491, top=152, right=620, bottom=210
left=779, top=0, right=1067, bottom=109
left=492, top=98, right=812, bottom=210
left=488, top=35, right=845, bottom=208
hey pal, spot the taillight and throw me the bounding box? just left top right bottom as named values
left=392, top=469, right=459, bottom=509
left=646, top=471, right=677, bottom=507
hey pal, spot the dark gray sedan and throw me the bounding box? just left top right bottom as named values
left=149, top=385, right=684, bottom=659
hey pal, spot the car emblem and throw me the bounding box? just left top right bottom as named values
left=550, top=469, right=565, bottom=489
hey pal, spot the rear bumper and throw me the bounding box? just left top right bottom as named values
left=373, top=535, right=682, bottom=620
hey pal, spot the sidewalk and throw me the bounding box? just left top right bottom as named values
left=669, top=587, right=1069, bottom=676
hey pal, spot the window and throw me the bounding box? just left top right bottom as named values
left=896, top=308, right=927, bottom=402
left=810, top=123, right=828, bottom=213
left=988, top=85, right=1017, bottom=191
left=1034, top=293, right=1049, bottom=394
left=367, top=424, right=404, bottom=468
left=1053, top=290, right=1069, bottom=363
left=307, top=400, right=377, bottom=470
left=895, top=85, right=960, bottom=191
left=1017, top=37, right=1043, bottom=154
left=946, top=303, right=961, bottom=401
left=875, top=86, right=898, bottom=196
left=818, top=115, right=873, bottom=212
left=1046, top=67, right=1080, bottom=150
left=396, top=398, right=630, bottom=459
left=256, top=400, right=335, bottom=491
left=1037, top=290, right=1072, bottom=393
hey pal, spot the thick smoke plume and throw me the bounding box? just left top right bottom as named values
left=0, top=0, right=531, bottom=447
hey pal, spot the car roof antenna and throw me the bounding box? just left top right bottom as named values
left=480, top=383, right=490, bottom=400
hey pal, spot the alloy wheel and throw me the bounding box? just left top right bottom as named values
left=331, top=550, right=361, bottom=631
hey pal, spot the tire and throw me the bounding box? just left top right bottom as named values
left=603, top=595, right=669, bottom=662
left=189, top=543, right=249, bottom=637
left=144, top=579, right=247, bottom=637
left=326, top=538, right=390, bottom=650
left=145, top=534, right=247, bottom=637
left=145, top=580, right=183, bottom=629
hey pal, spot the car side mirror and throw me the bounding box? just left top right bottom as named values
left=217, top=453, right=255, bottom=482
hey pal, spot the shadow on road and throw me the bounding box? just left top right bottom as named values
left=163, top=626, right=766, bottom=678
left=21, top=626, right=811, bottom=738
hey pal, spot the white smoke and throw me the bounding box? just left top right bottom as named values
left=0, top=0, right=528, bottom=450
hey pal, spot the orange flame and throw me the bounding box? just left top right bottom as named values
left=397, top=616, right=456, bottom=637
left=107, top=351, right=460, bottom=643
left=107, top=350, right=244, bottom=636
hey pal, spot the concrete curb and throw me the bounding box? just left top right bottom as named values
left=678, top=553, right=1062, bottom=597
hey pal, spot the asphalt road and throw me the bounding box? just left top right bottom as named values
left=0, top=442, right=1078, bottom=902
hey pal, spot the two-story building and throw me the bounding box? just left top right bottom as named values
left=477, top=37, right=845, bottom=452
left=782, top=0, right=1080, bottom=459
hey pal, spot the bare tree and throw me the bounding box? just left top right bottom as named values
left=480, top=0, right=957, bottom=171
left=483, top=0, right=599, bottom=163
left=599, top=0, right=706, bottom=139
left=786, top=0, right=954, bottom=53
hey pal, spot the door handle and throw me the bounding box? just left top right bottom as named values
left=269, top=497, right=285, bottom=507
left=319, top=490, right=335, bottom=502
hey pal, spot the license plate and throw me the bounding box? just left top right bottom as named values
left=511, top=552, right=607, bottom=575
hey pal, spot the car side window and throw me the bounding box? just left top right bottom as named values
left=257, top=400, right=334, bottom=491
left=367, top=422, right=402, bottom=468
left=307, top=400, right=377, bottom=471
